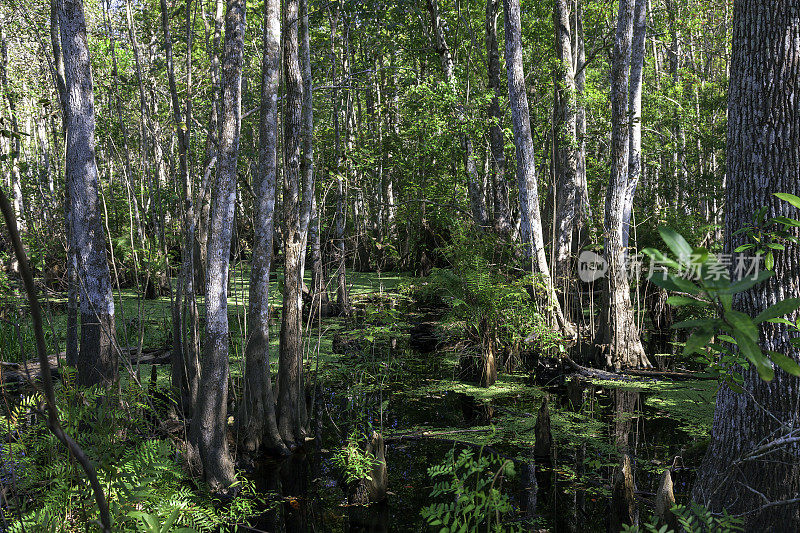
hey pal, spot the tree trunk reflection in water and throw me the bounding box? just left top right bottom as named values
left=611, top=389, right=640, bottom=530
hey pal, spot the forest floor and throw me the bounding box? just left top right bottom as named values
left=4, top=269, right=717, bottom=531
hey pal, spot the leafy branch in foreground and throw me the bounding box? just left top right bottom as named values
left=642, top=193, right=800, bottom=386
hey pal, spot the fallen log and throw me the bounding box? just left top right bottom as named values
left=563, top=356, right=713, bottom=382
left=563, top=356, right=636, bottom=381
left=621, top=368, right=713, bottom=381
left=1, top=346, right=170, bottom=385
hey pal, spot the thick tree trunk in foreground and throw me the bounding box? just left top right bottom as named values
left=277, top=0, right=309, bottom=449
left=189, top=0, right=243, bottom=490
left=503, top=0, right=573, bottom=337
left=693, top=2, right=800, bottom=528
left=59, top=0, right=118, bottom=387
left=601, top=0, right=650, bottom=369
left=237, top=0, right=286, bottom=456
left=485, top=0, right=511, bottom=236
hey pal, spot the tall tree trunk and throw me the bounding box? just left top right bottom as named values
left=553, top=0, right=582, bottom=290
left=196, top=0, right=223, bottom=295
left=485, top=0, right=511, bottom=236
left=601, top=0, right=650, bottom=370
left=665, top=0, right=687, bottom=214
left=277, top=0, right=309, bottom=448
left=58, top=0, right=118, bottom=386
left=503, top=0, right=574, bottom=337
left=427, top=0, right=488, bottom=229
left=188, top=0, right=243, bottom=490
left=0, top=26, right=26, bottom=234
left=50, top=0, right=78, bottom=367
left=574, top=1, right=590, bottom=228
left=693, top=2, right=800, bottom=528
left=299, top=0, right=325, bottom=307
left=160, top=0, right=200, bottom=413
left=623, top=0, right=646, bottom=249
left=298, top=0, right=315, bottom=275
left=237, top=0, right=286, bottom=456
left=330, top=7, right=351, bottom=317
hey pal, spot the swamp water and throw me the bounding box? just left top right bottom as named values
left=240, top=347, right=715, bottom=532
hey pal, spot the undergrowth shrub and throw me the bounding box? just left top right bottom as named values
left=421, top=446, right=522, bottom=533
left=621, top=502, right=744, bottom=533
left=0, top=370, right=262, bottom=532
left=426, top=230, right=564, bottom=374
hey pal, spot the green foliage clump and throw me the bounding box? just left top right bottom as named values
left=0, top=377, right=262, bottom=532
left=622, top=502, right=744, bottom=533
left=643, top=207, right=800, bottom=387
left=331, top=433, right=381, bottom=485
left=430, top=230, right=563, bottom=361
left=421, top=447, right=522, bottom=533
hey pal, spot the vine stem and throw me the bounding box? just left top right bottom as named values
left=0, top=188, right=112, bottom=532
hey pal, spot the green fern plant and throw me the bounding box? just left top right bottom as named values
left=620, top=502, right=744, bottom=533
left=0, top=383, right=262, bottom=532
left=429, top=231, right=561, bottom=382
left=421, top=447, right=522, bottom=533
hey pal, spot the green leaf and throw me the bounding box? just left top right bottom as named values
left=765, top=251, right=775, bottom=270
left=726, top=310, right=758, bottom=342
left=692, top=247, right=710, bottom=264
left=774, top=192, right=800, bottom=210
left=768, top=351, right=800, bottom=377
left=734, top=243, right=755, bottom=252
left=162, top=509, right=180, bottom=532
left=725, top=378, right=745, bottom=394
left=672, top=276, right=702, bottom=295
left=771, top=216, right=800, bottom=227
left=683, top=328, right=713, bottom=356
left=733, top=330, right=773, bottom=381
left=753, top=298, right=800, bottom=324
left=667, top=295, right=709, bottom=308
left=720, top=292, right=733, bottom=312
left=766, top=317, right=796, bottom=327
left=648, top=272, right=686, bottom=292
left=641, top=247, right=681, bottom=270
left=659, top=227, right=693, bottom=262
left=723, top=270, right=773, bottom=294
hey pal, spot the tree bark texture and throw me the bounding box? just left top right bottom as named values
left=189, top=0, right=244, bottom=490
left=503, top=0, right=573, bottom=337
left=485, top=0, right=511, bottom=236
left=237, top=0, right=286, bottom=456
left=601, top=0, right=650, bottom=369
left=693, top=3, right=800, bottom=528
left=58, top=0, right=118, bottom=387
left=277, top=0, right=309, bottom=448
